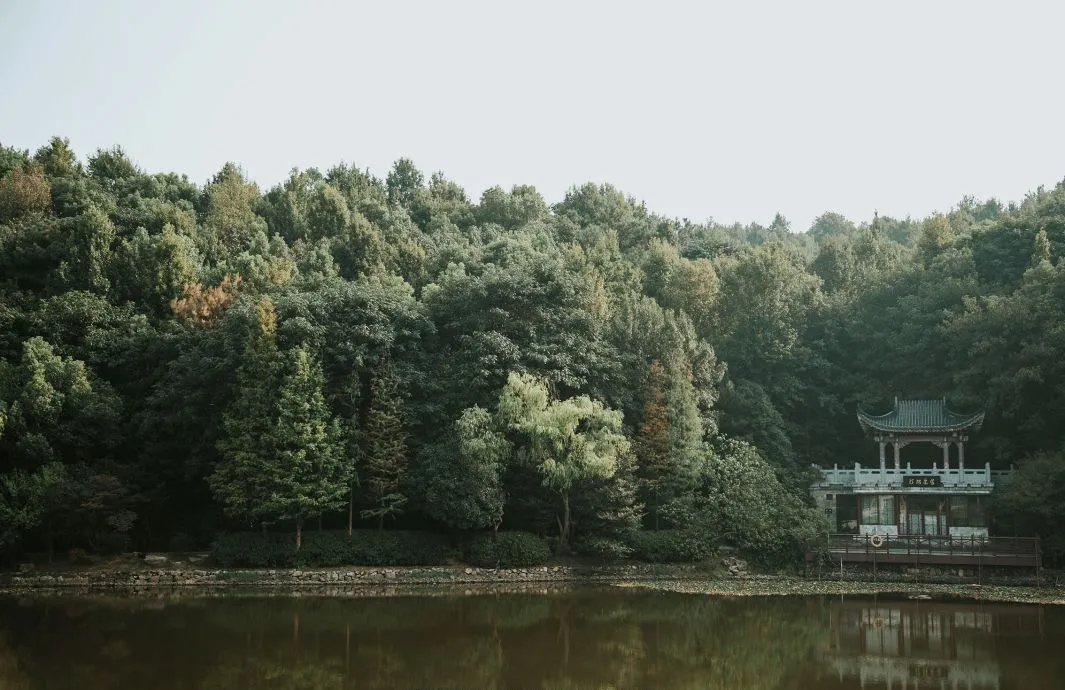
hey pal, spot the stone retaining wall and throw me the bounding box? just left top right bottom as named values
left=1, top=563, right=710, bottom=590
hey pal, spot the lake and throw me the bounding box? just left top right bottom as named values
left=0, top=588, right=1061, bottom=689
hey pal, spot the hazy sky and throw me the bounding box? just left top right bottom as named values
left=3, top=0, right=1063, bottom=231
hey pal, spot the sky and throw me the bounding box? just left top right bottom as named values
left=2, top=0, right=1064, bottom=232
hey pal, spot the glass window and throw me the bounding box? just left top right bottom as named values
left=878, top=495, right=895, bottom=526
left=861, top=496, right=878, bottom=525
left=861, top=495, right=895, bottom=526
left=950, top=496, right=987, bottom=528
left=836, top=496, right=858, bottom=533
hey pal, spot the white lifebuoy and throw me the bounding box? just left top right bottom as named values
left=869, top=534, right=885, bottom=548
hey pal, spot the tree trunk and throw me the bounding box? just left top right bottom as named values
left=317, top=514, right=323, bottom=531
left=378, top=512, right=384, bottom=531
left=348, top=486, right=354, bottom=537
left=653, top=486, right=659, bottom=531
left=559, top=492, right=572, bottom=552
left=295, top=518, right=303, bottom=552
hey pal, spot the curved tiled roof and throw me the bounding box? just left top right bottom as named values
left=857, top=398, right=984, bottom=434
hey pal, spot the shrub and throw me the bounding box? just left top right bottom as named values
left=167, top=532, right=199, bottom=552
left=94, top=532, right=131, bottom=556
left=627, top=530, right=712, bottom=563
left=211, top=532, right=297, bottom=568
left=67, top=548, right=92, bottom=564
left=575, top=536, right=635, bottom=561
left=211, top=530, right=458, bottom=568
left=465, top=531, right=550, bottom=568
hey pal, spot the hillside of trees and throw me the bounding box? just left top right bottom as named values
left=2, top=137, right=1064, bottom=566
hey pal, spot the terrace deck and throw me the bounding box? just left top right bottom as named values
left=807, top=534, right=1041, bottom=569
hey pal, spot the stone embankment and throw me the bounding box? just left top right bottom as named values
left=1, top=562, right=716, bottom=591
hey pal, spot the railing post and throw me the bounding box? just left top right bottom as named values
left=977, top=537, right=983, bottom=585
left=1036, top=535, right=1042, bottom=586
left=985, top=462, right=992, bottom=484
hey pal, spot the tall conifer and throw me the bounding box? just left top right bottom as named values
left=360, top=357, right=409, bottom=529
left=209, top=298, right=283, bottom=527
left=271, top=346, right=349, bottom=549
left=636, top=360, right=671, bottom=530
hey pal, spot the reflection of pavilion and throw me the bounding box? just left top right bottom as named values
left=822, top=600, right=1041, bottom=690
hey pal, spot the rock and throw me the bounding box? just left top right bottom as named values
left=465, top=568, right=473, bottom=575
left=144, top=554, right=169, bottom=566
left=187, top=554, right=208, bottom=564
left=17, top=563, right=35, bottom=573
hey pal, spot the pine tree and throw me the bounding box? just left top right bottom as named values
left=210, top=300, right=350, bottom=550
left=270, top=346, right=350, bottom=550
left=360, top=358, right=409, bottom=530
left=635, top=360, right=671, bottom=530
left=209, top=298, right=283, bottom=527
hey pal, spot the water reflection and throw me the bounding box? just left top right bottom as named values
left=820, top=600, right=1035, bottom=689
left=0, top=590, right=1059, bottom=690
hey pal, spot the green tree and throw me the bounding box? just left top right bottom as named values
left=359, top=358, right=410, bottom=529
left=665, top=439, right=825, bottom=566
left=61, top=204, right=116, bottom=293
left=202, top=162, right=268, bottom=257
left=496, top=372, right=629, bottom=551
left=209, top=298, right=285, bottom=528
left=385, top=158, right=424, bottom=210
left=271, top=345, right=350, bottom=549
left=416, top=406, right=508, bottom=532
left=476, top=184, right=549, bottom=229
left=993, top=450, right=1065, bottom=565
left=635, top=361, right=671, bottom=529
left=1032, top=228, right=1052, bottom=267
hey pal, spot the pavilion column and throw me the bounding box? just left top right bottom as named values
left=892, top=441, right=900, bottom=470
left=957, top=441, right=965, bottom=471
left=942, top=441, right=950, bottom=471
left=879, top=442, right=886, bottom=472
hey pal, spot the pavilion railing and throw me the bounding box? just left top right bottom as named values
left=822, top=533, right=1039, bottom=557
left=814, top=533, right=1042, bottom=582
left=815, top=463, right=1012, bottom=489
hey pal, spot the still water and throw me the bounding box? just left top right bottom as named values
left=0, top=588, right=1061, bottom=689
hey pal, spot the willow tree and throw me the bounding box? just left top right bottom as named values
left=496, top=372, right=629, bottom=551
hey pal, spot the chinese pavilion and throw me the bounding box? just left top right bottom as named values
left=814, top=398, right=1004, bottom=539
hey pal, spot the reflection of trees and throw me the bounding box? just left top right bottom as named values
left=0, top=632, right=31, bottom=690
left=525, top=594, right=825, bottom=690
left=3, top=591, right=1061, bottom=690
left=199, top=654, right=346, bottom=690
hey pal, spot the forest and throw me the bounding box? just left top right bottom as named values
left=1, top=137, right=1064, bottom=567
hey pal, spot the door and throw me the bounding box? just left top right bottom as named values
left=903, top=496, right=946, bottom=537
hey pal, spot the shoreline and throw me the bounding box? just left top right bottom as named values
left=1, top=563, right=1063, bottom=604
left=0, top=562, right=705, bottom=592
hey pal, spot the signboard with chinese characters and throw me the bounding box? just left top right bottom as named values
left=903, top=475, right=942, bottom=488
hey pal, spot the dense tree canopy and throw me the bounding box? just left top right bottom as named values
left=2, top=136, right=1063, bottom=565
